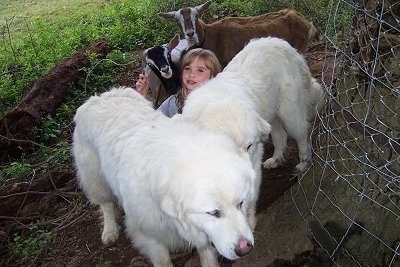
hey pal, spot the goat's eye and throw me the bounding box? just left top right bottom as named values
left=238, top=201, right=244, bottom=209
left=246, top=144, right=252, bottom=151
left=207, top=209, right=221, bottom=218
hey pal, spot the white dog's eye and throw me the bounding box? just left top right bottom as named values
left=207, top=209, right=221, bottom=218
left=238, top=201, right=244, bottom=209
left=246, top=144, right=252, bottom=151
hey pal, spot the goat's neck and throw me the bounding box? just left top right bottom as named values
left=197, top=19, right=206, bottom=46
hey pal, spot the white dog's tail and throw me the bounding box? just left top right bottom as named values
left=310, top=77, right=326, bottom=114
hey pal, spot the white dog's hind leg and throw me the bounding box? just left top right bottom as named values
left=283, top=119, right=311, bottom=172
left=198, top=246, right=219, bottom=267
left=294, top=136, right=311, bottom=172
left=263, top=119, right=287, bottom=169
left=100, top=202, right=120, bottom=245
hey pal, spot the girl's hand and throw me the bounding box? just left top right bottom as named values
left=136, top=73, right=150, bottom=96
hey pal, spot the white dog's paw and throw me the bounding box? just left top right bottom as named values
left=198, top=246, right=219, bottom=267
left=263, top=157, right=285, bottom=169
left=295, top=161, right=309, bottom=172
left=101, top=227, right=120, bottom=245
left=247, top=208, right=257, bottom=231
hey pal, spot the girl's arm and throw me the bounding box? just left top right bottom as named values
left=157, top=95, right=179, bottom=118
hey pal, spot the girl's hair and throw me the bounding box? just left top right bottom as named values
left=181, top=48, right=222, bottom=78
left=176, top=48, right=222, bottom=112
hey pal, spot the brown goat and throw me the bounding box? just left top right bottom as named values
left=159, top=1, right=320, bottom=67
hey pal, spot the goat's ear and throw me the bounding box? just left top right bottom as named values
left=141, top=48, right=149, bottom=68
left=167, top=34, right=180, bottom=51
left=196, top=1, right=212, bottom=15
left=141, top=48, right=149, bottom=59
left=158, top=11, right=176, bottom=20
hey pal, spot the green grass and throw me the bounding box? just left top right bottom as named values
left=0, top=0, right=180, bottom=114
left=0, top=0, right=109, bottom=44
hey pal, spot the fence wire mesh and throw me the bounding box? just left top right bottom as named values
left=292, top=0, right=399, bottom=266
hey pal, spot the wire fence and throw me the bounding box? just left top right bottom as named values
left=292, top=0, right=399, bottom=266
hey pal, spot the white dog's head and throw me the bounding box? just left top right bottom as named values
left=160, top=131, right=256, bottom=260
left=183, top=86, right=271, bottom=164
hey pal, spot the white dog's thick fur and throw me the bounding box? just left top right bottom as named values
left=182, top=37, right=324, bottom=226
left=72, top=87, right=256, bottom=267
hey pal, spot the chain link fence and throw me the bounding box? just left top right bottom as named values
left=292, top=0, right=399, bottom=265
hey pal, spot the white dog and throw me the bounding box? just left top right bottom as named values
left=72, top=87, right=256, bottom=267
left=182, top=37, right=324, bottom=227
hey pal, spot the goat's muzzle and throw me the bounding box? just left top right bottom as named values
left=160, top=66, right=173, bottom=79
left=186, top=29, right=195, bottom=37
left=185, top=31, right=199, bottom=45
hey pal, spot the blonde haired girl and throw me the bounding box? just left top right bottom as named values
left=136, top=48, right=221, bottom=117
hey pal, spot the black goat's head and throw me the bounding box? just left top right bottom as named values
left=143, top=34, right=180, bottom=80
left=142, top=34, right=182, bottom=96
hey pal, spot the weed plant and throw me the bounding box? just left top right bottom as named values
left=10, top=224, right=54, bottom=265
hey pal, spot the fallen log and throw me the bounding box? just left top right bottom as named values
left=0, top=40, right=112, bottom=162
left=0, top=169, right=74, bottom=219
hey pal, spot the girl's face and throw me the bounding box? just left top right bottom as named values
left=182, top=57, right=212, bottom=94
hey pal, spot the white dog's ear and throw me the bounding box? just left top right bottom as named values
left=161, top=196, right=178, bottom=217
left=259, top=117, right=271, bottom=141
left=161, top=196, right=188, bottom=230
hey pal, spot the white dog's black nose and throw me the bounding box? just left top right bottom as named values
left=234, top=238, right=253, bottom=257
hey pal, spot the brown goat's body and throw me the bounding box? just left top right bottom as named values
left=197, top=9, right=319, bottom=67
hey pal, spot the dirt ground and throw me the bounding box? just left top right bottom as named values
left=0, top=43, right=334, bottom=266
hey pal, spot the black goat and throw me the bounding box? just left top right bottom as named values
left=142, top=34, right=186, bottom=106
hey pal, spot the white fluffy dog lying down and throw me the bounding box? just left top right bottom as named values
left=183, top=37, right=324, bottom=172
left=72, top=87, right=256, bottom=266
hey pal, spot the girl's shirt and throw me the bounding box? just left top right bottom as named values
left=157, top=95, right=179, bottom=118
